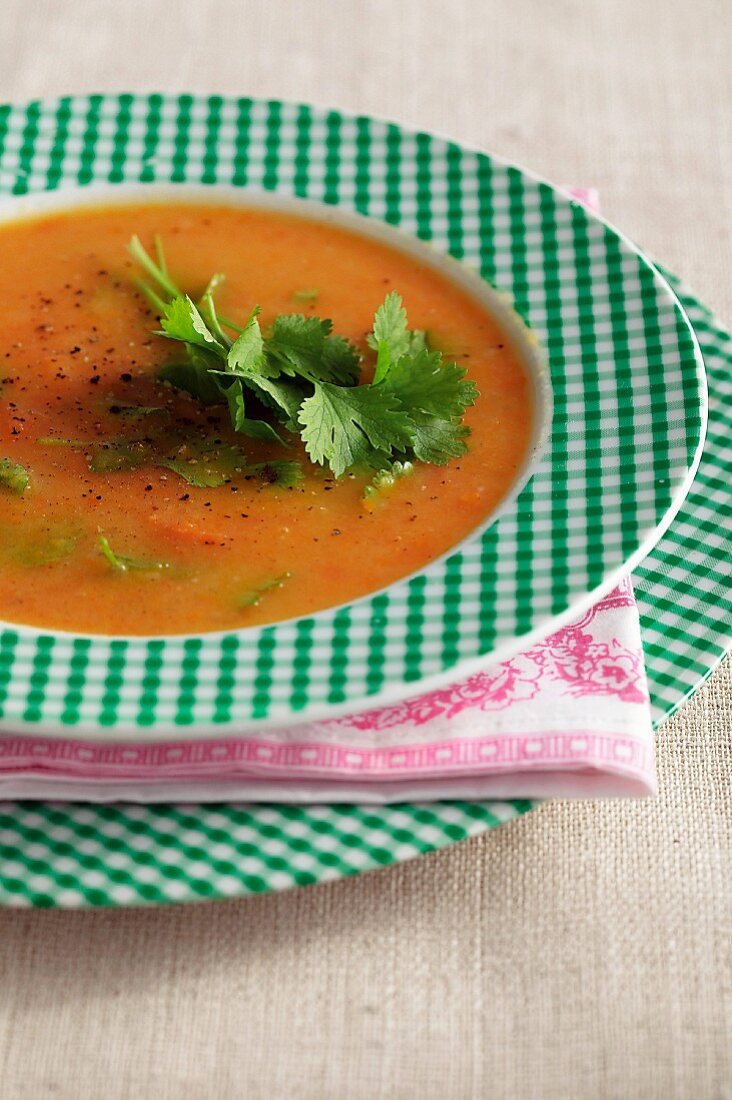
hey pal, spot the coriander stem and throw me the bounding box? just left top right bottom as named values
left=217, top=314, right=245, bottom=335
left=154, top=234, right=168, bottom=275
left=128, top=235, right=181, bottom=300
left=134, top=277, right=168, bottom=316
left=201, top=292, right=233, bottom=350
left=98, top=534, right=126, bottom=572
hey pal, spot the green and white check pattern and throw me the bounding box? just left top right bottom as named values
left=0, top=798, right=532, bottom=907
left=636, top=270, right=731, bottom=721
left=0, top=94, right=704, bottom=734
left=0, top=268, right=726, bottom=909
left=0, top=94, right=725, bottom=909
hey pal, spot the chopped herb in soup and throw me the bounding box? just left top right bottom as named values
left=0, top=202, right=532, bottom=634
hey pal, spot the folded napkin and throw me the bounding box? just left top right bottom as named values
left=0, top=188, right=657, bottom=803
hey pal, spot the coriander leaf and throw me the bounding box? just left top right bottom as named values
left=267, top=314, right=331, bottom=376
left=158, top=458, right=229, bottom=488
left=246, top=375, right=309, bottom=432
left=227, top=307, right=265, bottom=375
left=0, top=521, right=80, bottom=567
left=0, top=458, right=29, bottom=495
left=158, top=296, right=227, bottom=357
left=159, top=444, right=248, bottom=488
left=113, top=405, right=168, bottom=419
left=292, top=288, right=319, bottom=302
left=22, top=534, right=77, bottom=566
left=377, top=346, right=478, bottom=465
left=245, top=461, right=303, bottom=489
left=368, top=291, right=429, bottom=382
left=158, top=347, right=225, bottom=406
left=38, top=437, right=93, bottom=447
left=407, top=329, right=429, bottom=355
left=88, top=441, right=153, bottom=473
left=239, top=571, right=292, bottom=609
left=219, top=377, right=288, bottom=446
left=368, top=290, right=410, bottom=382
left=267, top=314, right=361, bottom=384
left=379, top=349, right=479, bottom=419
left=321, top=334, right=361, bottom=385
left=408, top=415, right=471, bottom=465
left=368, top=290, right=409, bottom=352
left=39, top=437, right=158, bottom=474
left=298, top=383, right=411, bottom=478
left=126, top=236, right=479, bottom=479
left=161, top=448, right=302, bottom=490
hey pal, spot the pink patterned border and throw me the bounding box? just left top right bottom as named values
left=0, top=728, right=653, bottom=780
left=0, top=580, right=654, bottom=791
left=332, top=579, right=646, bottom=733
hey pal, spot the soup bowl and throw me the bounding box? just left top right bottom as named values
left=0, top=180, right=554, bottom=635
left=0, top=93, right=705, bottom=739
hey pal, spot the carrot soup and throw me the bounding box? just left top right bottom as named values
left=0, top=201, right=534, bottom=634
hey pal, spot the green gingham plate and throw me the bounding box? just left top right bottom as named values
left=0, top=91, right=723, bottom=907
left=0, top=267, right=727, bottom=908
left=0, top=94, right=706, bottom=739
left=635, top=269, right=731, bottom=722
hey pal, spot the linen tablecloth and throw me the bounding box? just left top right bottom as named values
left=0, top=2, right=729, bottom=1097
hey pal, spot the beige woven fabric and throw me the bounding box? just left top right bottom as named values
left=0, top=2, right=729, bottom=1097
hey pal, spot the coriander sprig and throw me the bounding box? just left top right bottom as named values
left=0, top=457, right=30, bottom=495
left=129, top=236, right=479, bottom=478
left=98, top=533, right=171, bottom=574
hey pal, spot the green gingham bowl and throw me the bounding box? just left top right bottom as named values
left=0, top=92, right=706, bottom=742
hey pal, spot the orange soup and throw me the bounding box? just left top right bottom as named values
left=0, top=201, right=532, bottom=635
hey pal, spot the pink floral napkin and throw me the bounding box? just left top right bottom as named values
left=0, top=188, right=657, bottom=802
left=0, top=575, right=656, bottom=801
